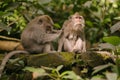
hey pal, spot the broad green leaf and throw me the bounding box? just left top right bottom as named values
left=23, top=67, right=48, bottom=76
left=61, top=71, right=82, bottom=80
left=103, top=36, right=120, bottom=46
left=54, top=23, right=61, bottom=29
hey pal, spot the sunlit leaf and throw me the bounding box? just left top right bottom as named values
left=114, top=17, right=120, bottom=20
left=23, top=67, right=48, bottom=76
left=91, top=75, right=105, bottom=80
left=56, top=65, right=63, bottom=72
left=105, top=72, right=117, bottom=80
left=92, top=63, right=113, bottom=75
left=103, top=18, right=111, bottom=23
left=54, top=23, right=61, bottom=29
left=103, top=36, right=120, bottom=46
left=61, top=71, right=82, bottom=80
left=113, top=2, right=118, bottom=8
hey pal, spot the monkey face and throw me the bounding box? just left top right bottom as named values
left=32, top=15, right=53, bottom=33
left=72, top=15, right=84, bottom=26
left=38, top=15, right=54, bottom=25
left=71, top=15, right=85, bottom=31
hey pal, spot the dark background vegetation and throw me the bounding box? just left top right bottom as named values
left=0, top=0, right=120, bottom=45
left=0, top=0, right=120, bottom=80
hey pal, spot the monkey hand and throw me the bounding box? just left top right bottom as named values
left=79, top=49, right=86, bottom=53
left=82, top=49, right=86, bottom=53
left=72, top=48, right=86, bottom=53
left=52, top=29, right=62, bottom=33
left=57, top=30, right=62, bottom=34
left=55, top=30, right=62, bottom=37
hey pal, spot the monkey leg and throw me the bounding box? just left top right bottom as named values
left=63, top=39, right=74, bottom=52
left=72, top=38, right=83, bottom=53
left=57, top=37, right=64, bottom=52
left=43, top=43, right=56, bottom=53
left=81, top=41, right=86, bottom=52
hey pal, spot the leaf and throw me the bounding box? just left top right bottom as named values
left=38, top=0, right=52, bottom=4
left=23, top=67, right=48, bottom=76
left=84, top=1, right=92, bottom=8
left=105, top=72, right=117, bottom=80
left=0, top=11, right=7, bottom=16
left=0, top=22, right=11, bottom=32
left=114, top=17, right=120, bottom=20
left=103, top=36, right=120, bottom=46
left=103, top=17, right=111, bottom=23
left=86, top=21, right=94, bottom=27
left=98, top=43, right=115, bottom=50
left=54, top=23, right=61, bottom=29
left=61, top=71, right=82, bottom=80
left=110, top=22, right=120, bottom=33
left=56, top=65, right=63, bottom=72
left=92, top=63, right=112, bottom=75
left=91, top=75, right=105, bottom=80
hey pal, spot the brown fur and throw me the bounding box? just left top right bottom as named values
left=58, top=12, right=86, bottom=53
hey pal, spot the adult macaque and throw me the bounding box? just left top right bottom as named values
left=21, top=15, right=61, bottom=53
left=58, top=12, right=86, bottom=53
left=0, top=15, right=61, bottom=78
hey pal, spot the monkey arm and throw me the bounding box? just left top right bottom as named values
left=42, top=33, right=61, bottom=43
left=82, top=41, right=86, bottom=52
left=61, top=20, right=70, bottom=30
left=82, top=31, right=86, bottom=52
left=57, top=35, right=65, bottom=52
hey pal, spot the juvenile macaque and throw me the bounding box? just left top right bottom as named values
left=0, top=15, right=61, bottom=78
left=58, top=12, right=86, bottom=53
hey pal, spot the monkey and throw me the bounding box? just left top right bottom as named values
left=0, top=15, right=61, bottom=78
left=58, top=12, right=86, bottom=53
left=21, top=15, right=61, bottom=53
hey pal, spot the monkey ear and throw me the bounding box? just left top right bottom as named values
left=45, top=15, right=54, bottom=25
left=68, top=16, right=72, bottom=19
left=38, top=19, right=43, bottom=24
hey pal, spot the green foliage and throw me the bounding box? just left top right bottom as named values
left=92, top=63, right=113, bottom=75
left=0, top=0, right=120, bottom=43
left=0, top=0, right=120, bottom=79
left=105, top=72, right=118, bottom=80
left=23, top=67, right=47, bottom=76
left=103, top=36, right=120, bottom=46
left=102, top=36, right=120, bottom=79
left=23, top=65, right=82, bottom=80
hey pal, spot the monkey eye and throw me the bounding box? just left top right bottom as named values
left=38, top=19, right=43, bottom=24
left=76, top=16, right=82, bottom=19
left=46, top=26, right=52, bottom=29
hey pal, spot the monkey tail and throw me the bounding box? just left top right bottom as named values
left=0, top=50, right=29, bottom=78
